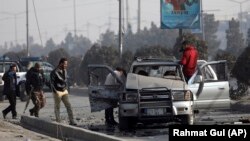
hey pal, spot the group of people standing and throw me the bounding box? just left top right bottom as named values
left=2, top=58, right=76, bottom=125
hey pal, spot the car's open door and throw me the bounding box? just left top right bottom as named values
left=88, top=65, right=125, bottom=112
left=188, top=60, right=230, bottom=109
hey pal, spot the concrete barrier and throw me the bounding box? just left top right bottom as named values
left=21, top=115, right=123, bottom=141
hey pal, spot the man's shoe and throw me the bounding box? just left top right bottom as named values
left=105, top=120, right=115, bottom=127
left=69, top=121, right=77, bottom=126
left=110, top=120, right=118, bottom=126
left=12, top=116, right=17, bottom=119
left=55, top=119, right=61, bottom=123
left=2, top=111, right=6, bottom=119
left=29, top=109, right=34, bottom=116
left=34, top=112, right=39, bottom=117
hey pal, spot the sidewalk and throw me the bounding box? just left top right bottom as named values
left=0, top=119, right=60, bottom=141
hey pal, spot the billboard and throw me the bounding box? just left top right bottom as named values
left=161, top=0, right=201, bottom=29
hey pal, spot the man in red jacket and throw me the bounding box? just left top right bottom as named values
left=180, top=40, right=198, bottom=82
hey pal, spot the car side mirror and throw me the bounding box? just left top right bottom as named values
left=194, top=75, right=202, bottom=83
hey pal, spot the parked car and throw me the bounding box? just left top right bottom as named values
left=18, top=57, right=55, bottom=91
left=0, top=57, right=55, bottom=102
left=87, top=57, right=230, bottom=130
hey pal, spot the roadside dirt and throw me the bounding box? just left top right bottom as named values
left=231, top=94, right=250, bottom=113
left=0, top=119, right=60, bottom=141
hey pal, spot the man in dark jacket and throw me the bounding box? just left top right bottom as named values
left=50, top=58, right=76, bottom=125
left=27, top=63, right=46, bottom=117
left=180, top=40, right=198, bottom=82
left=2, top=64, right=18, bottom=119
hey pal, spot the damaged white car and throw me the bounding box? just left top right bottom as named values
left=87, top=58, right=230, bottom=130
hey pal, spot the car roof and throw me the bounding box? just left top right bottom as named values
left=131, top=57, right=180, bottom=66
left=0, top=60, right=19, bottom=64
left=19, top=57, right=42, bottom=61
left=132, top=61, right=180, bottom=66
left=131, top=58, right=208, bottom=66
left=0, top=58, right=17, bottom=62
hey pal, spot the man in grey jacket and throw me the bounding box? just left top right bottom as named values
left=104, top=67, right=126, bottom=126
left=50, top=58, right=76, bottom=125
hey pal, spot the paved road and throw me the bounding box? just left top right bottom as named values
left=1, top=87, right=169, bottom=140
left=1, top=87, right=250, bottom=141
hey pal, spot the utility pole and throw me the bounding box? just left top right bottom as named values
left=26, top=0, right=29, bottom=57
left=73, top=0, right=77, bottom=37
left=119, top=0, right=123, bottom=58
left=126, top=0, right=130, bottom=29
left=14, top=15, right=17, bottom=45
left=108, top=0, right=112, bottom=30
left=201, top=0, right=205, bottom=41
left=108, top=16, right=111, bottom=30
left=87, top=22, right=90, bottom=39
left=0, top=11, right=25, bottom=45
left=137, top=0, right=141, bottom=32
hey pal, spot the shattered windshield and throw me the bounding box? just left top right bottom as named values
left=132, top=64, right=183, bottom=80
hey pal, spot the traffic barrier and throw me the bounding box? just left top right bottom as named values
left=20, top=115, right=123, bottom=141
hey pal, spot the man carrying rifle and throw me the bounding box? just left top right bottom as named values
left=26, top=63, right=46, bottom=117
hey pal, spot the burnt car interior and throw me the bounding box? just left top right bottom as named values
left=132, top=65, right=183, bottom=81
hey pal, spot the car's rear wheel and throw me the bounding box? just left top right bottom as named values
left=179, top=114, right=194, bottom=125
left=0, top=93, right=5, bottom=102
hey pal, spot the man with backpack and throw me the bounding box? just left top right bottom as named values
left=25, top=63, right=46, bottom=117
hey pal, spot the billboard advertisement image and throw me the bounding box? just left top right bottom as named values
left=161, top=0, right=201, bottom=29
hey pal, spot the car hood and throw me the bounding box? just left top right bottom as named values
left=126, top=73, right=187, bottom=90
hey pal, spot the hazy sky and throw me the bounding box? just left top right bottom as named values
left=0, top=0, right=250, bottom=46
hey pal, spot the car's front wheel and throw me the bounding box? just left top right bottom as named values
left=179, top=114, right=194, bottom=125
left=118, top=116, right=137, bottom=131
left=119, top=116, right=129, bottom=130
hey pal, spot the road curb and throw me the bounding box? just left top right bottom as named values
left=20, top=115, right=123, bottom=141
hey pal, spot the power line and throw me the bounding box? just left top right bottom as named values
left=32, top=0, right=43, bottom=47
left=0, top=11, right=26, bottom=45
left=0, top=17, right=12, bottom=21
